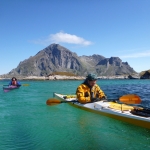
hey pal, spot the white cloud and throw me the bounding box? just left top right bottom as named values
left=119, top=50, right=150, bottom=58
left=32, top=32, right=93, bottom=46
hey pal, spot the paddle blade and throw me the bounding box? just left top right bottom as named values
left=46, top=98, right=62, bottom=106
left=119, top=94, right=141, bottom=104
left=22, top=84, right=29, bottom=86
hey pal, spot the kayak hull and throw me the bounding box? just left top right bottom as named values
left=54, top=93, right=150, bottom=129
left=3, top=85, right=20, bottom=92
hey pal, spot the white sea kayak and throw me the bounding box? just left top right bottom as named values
left=53, top=92, right=150, bottom=129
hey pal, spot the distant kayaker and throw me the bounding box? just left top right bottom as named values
left=9, top=77, right=21, bottom=87
left=76, top=73, right=106, bottom=103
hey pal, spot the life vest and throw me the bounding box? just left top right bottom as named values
left=12, top=80, right=17, bottom=85
left=76, top=84, right=105, bottom=104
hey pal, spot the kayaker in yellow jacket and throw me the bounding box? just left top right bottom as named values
left=76, top=73, right=106, bottom=104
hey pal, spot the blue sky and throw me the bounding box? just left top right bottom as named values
left=0, top=0, right=150, bottom=75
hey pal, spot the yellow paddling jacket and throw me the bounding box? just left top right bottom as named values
left=76, top=83, right=106, bottom=104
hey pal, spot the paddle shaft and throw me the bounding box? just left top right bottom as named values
left=46, top=99, right=78, bottom=105
left=47, top=97, right=125, bottom=106
left=61, top=100, right=78, bottom=103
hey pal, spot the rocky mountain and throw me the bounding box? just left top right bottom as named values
left=140, top=70, right=150, bottom=79
left=5, top=43, right=136, bottom=76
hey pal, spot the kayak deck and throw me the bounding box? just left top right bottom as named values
left=53, top=93, right=150, bottom=129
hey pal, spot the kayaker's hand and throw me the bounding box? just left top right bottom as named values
left=91, top=98, right=100, bottom=102
left=101, top=96, right=107, bottom=100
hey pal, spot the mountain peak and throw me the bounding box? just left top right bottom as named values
left=6, top=44, right=136, bottom=76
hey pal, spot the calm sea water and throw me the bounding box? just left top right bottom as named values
left=0, top=79, right=150, bottom=150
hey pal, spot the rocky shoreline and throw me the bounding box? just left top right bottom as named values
left=0, top=74, right=142, bottom=80
left=0, top=75, right=85, bottom=80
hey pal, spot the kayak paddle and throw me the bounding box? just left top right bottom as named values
left=46, top=94, right=141, bottom=106
left=46, top=98, right=77, bottom=106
